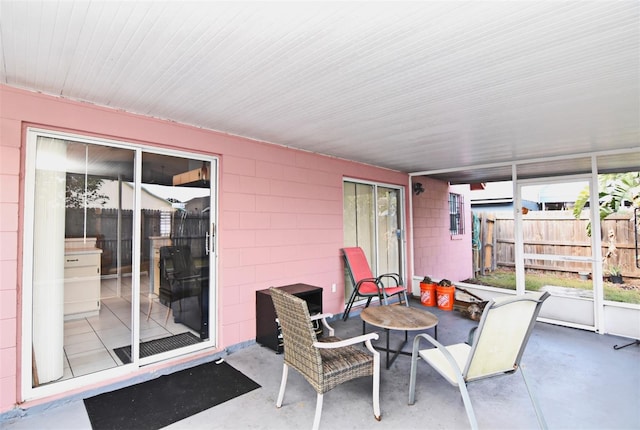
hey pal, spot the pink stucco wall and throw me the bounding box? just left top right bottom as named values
left=0, top=103, right=21, bottom=414
left=0, top=85, right=419, bottom=412
left=412, top=177, right=473, bottom=282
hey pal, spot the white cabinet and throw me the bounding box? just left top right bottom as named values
left=149, top=236, right=172, bottom=295
left=64, top=248, right=102, bottom=320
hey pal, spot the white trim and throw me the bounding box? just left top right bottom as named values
left=20, top=130, right=37, bottom=401
left=522, top=253, right=595, bottom=263
left=516, top=173, right=599, bottom=331
left=408, top=177, right=415, bottom=294
left=408, top=146, right=640, bottom=177
left=513, top=165, right=525, bottom=295
left=131, top=148, right=142, bottom=364
left=537, top=317, right=597, bottom=332
left=435, top=282, right=638, bottom=340
left=590, top=156, right=606, bottom=334
left=603, top=300, right=640, bottom=310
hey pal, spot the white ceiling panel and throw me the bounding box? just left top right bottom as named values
left=1, top=1, right=638, bottom=181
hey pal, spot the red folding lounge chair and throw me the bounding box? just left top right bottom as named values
left=341, top=247, right=408, bottom=321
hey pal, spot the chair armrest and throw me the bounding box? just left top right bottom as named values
left=412, top=332, right=446, bottom=356
left=356, top=278, right=384, bottom=296
left=409, top=334, right=475, bottom=429
left=310, top=313, right=335, bottom=337
left=176, top=274, right=201, bottom=281
left=313, top=332, right=379, bottom=350
left=410, top=333, right=467, bottom=389
left=378, top=273, right=402, bottom=286
left=310, top=312, right=333, bottom=321
left=356, top=277, right=381, bottom=287
left=467, top=326, right=478, bottom=345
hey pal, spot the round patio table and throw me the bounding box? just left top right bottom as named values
left=360, top=305, right=438, bottom=369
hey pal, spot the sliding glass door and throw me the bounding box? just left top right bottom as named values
left=28, top=136, right=137, bottom=386
left=343, top=180, right=405, bottom=303
left=137, top=153, right=212, bottom=363
left=24, top=129, right=216, bottom=397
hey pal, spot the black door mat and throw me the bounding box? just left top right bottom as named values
left=113, top=332, right=201, bottom=364
left=84, top=360, right=261, bottom=430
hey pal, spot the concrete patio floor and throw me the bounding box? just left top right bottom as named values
left=2, top=298, right=640, bottom=430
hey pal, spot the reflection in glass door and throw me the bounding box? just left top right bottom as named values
left=377, top=186, right=402, bottom=279
left=28, top=135, right=136, bottom=387
left=139, top=153, right=212, bottom=361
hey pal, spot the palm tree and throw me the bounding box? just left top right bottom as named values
left=573, top=172, right=640, bottom=237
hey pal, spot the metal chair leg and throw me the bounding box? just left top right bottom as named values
left=164, top=306, right=171, bottom=325
left=520, top=364, right=548, bottom=430
left=342, top=290, right=358, bottom=321
left=276, top=363, right=288, bottom=408
left=613, top=339, right=640, bottom=350
left=312, top=393, right=324, bottom=430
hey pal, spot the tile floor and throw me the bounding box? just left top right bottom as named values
left=59, top=275, right=194, bottom=381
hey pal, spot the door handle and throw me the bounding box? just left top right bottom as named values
left=206, top=223, right=215, bottom=255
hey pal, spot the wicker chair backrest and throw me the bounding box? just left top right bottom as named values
left=270, top=287, right=323, bottom=390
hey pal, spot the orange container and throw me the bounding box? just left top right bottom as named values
left=436, top=285, right=455, bottom=311
left=420, top=282, right=437, bottom=306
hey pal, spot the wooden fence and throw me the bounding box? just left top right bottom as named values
left=473, top=211, right=640, bottom=279
left=66, top=208, right=208, bottom=274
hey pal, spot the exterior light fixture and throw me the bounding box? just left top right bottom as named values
left=413, top=182, right=425, bottom=195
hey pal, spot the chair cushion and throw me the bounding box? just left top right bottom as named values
left=342, top=247, right=375, bottom=279
left=318, top=337, right=374, bottom=393
left=357, top=283, right=405, bottom=296
left=379, top=286, right=405, bottom=295
left=419, top=343, right=471, bottom=386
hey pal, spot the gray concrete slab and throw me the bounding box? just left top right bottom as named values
left=2, top=299, right=639, bottom=429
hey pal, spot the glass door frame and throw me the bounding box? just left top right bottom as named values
left=20, top=127, right=218, bottom=401
left=514, top=171, right=604, bottom=331
left=136, top=147, right=218, bottom=366
left=342, top=178, right=407, bottom=304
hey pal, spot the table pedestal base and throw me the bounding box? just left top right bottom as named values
left=363, top=321, right=437, bottom=369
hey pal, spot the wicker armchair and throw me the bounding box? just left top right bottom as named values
left=269, top=287, right=381, bottom=430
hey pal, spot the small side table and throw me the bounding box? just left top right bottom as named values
left=256, top=284, right=323, bottom=353
left=361, top=305, right=438, bottom=369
